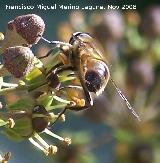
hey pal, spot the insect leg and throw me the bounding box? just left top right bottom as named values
left=40, top=36, right=71, bottom=46
left=38, top=36, right=72, bottom=59
left=46, top=65, right=75, bottom=76
left=54, top=68, right=94, bottom=110
left=77, top=73, right=93, bottom=106
left=56, top=68, right=93, bottom=109
left=51, top=84, right=92, bottom=125
left=48, top=67, right=93, bottom=124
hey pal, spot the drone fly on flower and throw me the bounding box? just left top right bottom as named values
left=39, top=32, right=141, bottom=122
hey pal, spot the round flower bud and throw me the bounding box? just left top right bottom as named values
left=8, top=14, right=45, bottom=45
left=2, top=14, right=45, bottom=49
left=3, top=46, right=34, bottom=78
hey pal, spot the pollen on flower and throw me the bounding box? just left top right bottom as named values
left=63, top=137, right=72, bottom=145
left=79, top=99, right=85, bottom=107
left=45, top=145, right=58, bottom=156
left=69, top=101, right=76, bottom=106
left=59, top=114, right=65, bottom=122
left=72, top=97, right=85, bottom=107
left=43, top=150, right=49, bottom=156
left=7, top=118, right=15, bottom=128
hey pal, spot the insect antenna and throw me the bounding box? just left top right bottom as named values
left=110, top=77, right=141, bottom=122
left=39, top=35, right=71, bottom=47
left=38, top=35, right=72, bottom=59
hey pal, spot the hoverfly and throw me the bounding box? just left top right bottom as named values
left=39, top=32, right=141, bottom=122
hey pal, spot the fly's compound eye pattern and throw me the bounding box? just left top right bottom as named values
left=84, top=59, right=110, bottom=95
left=69, top=32, right=92, bottom=45
left=85, top=70, right=102, bottom=93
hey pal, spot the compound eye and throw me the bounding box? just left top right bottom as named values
left=85, top=70, right=102, bottom=93
left=69, top=32, right=92, bottom=44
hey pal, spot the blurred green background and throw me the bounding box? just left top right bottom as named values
left=1, top=0, right=160, bottom=163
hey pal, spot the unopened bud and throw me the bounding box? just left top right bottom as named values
left=3, top=46, right=34, bottom=78
left=8, top=14, right=45, bottom=45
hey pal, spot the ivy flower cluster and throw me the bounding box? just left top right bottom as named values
left=0, top=14, right=85, bottom=162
